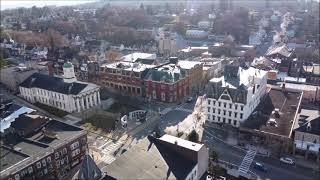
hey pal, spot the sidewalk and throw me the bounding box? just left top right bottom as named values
left=294, top=155, right=320, bottom=170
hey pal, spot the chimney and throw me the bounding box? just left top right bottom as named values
left=169, top=57, right=178, bottom=64
left=282, top=83, right=286, bottom=91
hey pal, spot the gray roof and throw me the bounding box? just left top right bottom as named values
left=104, top=136, right=196, bottom=180
left=20, top=73, right=88, bottom=95
left=28, top=120, right=85, bottom=147
left=0, top=146, right=29, bottom=172
left=295, top=109, right=320, bottom=135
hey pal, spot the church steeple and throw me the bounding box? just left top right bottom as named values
left=78, top=154, right=103, bottom=180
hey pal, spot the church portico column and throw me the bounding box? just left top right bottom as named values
left=89, top=93, right=94, bottom=107
left=97, top=91, right=101, bottom=104
left=93, top=92, right=97, bottom=106
left=81, top=97, right=85, bottom=110
left=86, top=95, right=90, bottom=109
left=76, top=98, right=80, bottom=112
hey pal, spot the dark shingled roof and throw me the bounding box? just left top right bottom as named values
left=78, top=154, right=103, bottom=180
left=20, top=73, right=88, bottom=95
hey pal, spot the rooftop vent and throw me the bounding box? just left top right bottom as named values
left=14, top=147, right=22, bottom=152
left=174, top=140, right=178, bottom=145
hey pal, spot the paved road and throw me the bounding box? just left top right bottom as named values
left=202, top=128, right=315, bottom=180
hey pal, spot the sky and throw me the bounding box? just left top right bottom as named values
left=1, top=0, right=96, bottom=10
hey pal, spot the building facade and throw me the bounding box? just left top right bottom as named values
left=1, top=118, right=87, bottom=180
left=144, top=64, right=188, bottom=103
left=19, top=62, right=100, bottom=113
left=204, top=65, right=267, bottom=127
left=100, top=62, right=154, bottom=96
left=177, top=60, right=203, bottom=95
left=158, top=32, right=178, bottom=57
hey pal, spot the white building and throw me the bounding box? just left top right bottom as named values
left=204, top=65, right=267, bottom=127
left=186, top=30, right=208, bottom=40
left=121, top=52, right=156, bottom=62
left=19, top=62, right=101, bottom=113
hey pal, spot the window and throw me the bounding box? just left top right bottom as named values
left=55, top=152, right=59, bottom=159
left=233, top=120, right=237, bottom=126
left=213, top=108, right=215, bottom=113
left=229, top=111, right=232, bottom=117
left=44, top=168, right=48, bottom=175
left=229, top=104, right=232, bottom=108
left=213, top=101, right=216, bottom=105
left=240, top=105, right=244, bottom=111
left=223, top=102, right=226, bottom=108
left=47, top=157, right=51, bottom=163
left=223, top=110, right=226, bottom=116
left=71, top=149, right=81, bottom=157
left=240, top=113, right=243, bottom=119
left=218, top=117, right=221, bottom=122
left=207, top=107, right=210, bottom=112
left=208, top=99, right=211, bottom=105
left=61, top=149, right=66, bottom=156
left=212, top=115, right=215, bottom=120
left=56, top=160, right=60, bottom=168
left=228, top=119, right=232, bottom=124
left=235, top=105, right=238, bottom=110
left=36, top=162, right=41, bottom=169
left=234, top=112, right=238, bottom=118
left=14, top=174, right=20, bottom=180
left=207, top=115, right=210, bottom=120
left=70, top=141, right=79, bottom=151
left=218, top=102, right=221, bottom=107
left=218, top=109, right=221, bottom=115
left=223, top=118, right=226, bottom=123
left=42, top=160, right=46, bottom=167
left=28, top=166, right=33, bottom=173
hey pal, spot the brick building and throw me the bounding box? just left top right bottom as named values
left=144, top=64, right=188, bottom=103
left=177, top=60, right=203, bottom=95
left=100, top=62, right=155, bottom=96
left=0, top=107, right=87, bottom=180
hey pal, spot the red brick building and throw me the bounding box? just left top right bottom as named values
left=100, top=62, right=155, bottom=96
left=1, top=113, right=87, bottom=180
left=144, top=64, right=189, bottom=103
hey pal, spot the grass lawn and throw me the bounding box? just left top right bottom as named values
left=34, top=102, right=68, bottom=117
left=81, top=114, right=116, bottom=131
left=105, top=102, right=138, bottom=114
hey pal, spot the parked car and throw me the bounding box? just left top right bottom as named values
left=254, top=162, right=268, bottom=172
left=186, top=97, right=193, bottom=103
left=280, top=157, right=295, bottom=165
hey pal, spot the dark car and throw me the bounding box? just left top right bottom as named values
left=254, top=162, right=268, bottom=172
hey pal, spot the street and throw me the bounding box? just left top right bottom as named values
left=202, top=127, right=316, bottom=180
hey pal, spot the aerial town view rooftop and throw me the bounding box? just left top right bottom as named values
left=0, top=0, right=319, bottom=180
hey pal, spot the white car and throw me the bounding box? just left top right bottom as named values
left=280, top=157, right=295, bottom=165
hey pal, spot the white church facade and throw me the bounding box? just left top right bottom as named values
left=19, top=62, right=101, bottom=113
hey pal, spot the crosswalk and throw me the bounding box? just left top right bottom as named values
left=102, top=141, right=123, bottom=154
left=160, top=108, right=172, bottom=115
left=175, top=106, right=193, bottom=113
left=238, top=149, right=256, bottom=174
left=101, top=155, right=116, bottom=164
